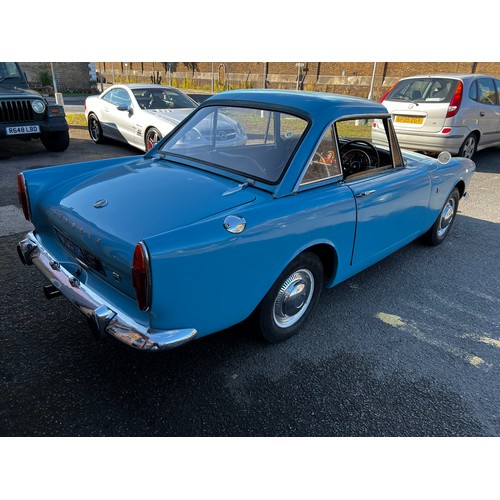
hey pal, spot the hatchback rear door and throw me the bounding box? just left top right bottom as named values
left=384, top=77, right=460, bottom=133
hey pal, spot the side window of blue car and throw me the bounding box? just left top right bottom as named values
left=301, top=126, right=341, bottom=186
left=334, top=117, right=403, bottom=180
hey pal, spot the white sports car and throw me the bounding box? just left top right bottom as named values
left=84, top=84, right=199, bottom=151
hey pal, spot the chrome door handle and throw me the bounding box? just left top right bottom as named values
left=355, top=190, right=376, bottom=198
left=480, top=111, right=485, bottom=116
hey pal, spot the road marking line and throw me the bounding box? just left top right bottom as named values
left=376, top=311, right=493, bottom=370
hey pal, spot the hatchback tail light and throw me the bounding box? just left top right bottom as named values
left=379, top=83, right=396, bottom=103
left=17, top=173, right=31, bottom=221
left=132, top=241, right=152, bottom=311
left=446, top=81, right=463, bottom=118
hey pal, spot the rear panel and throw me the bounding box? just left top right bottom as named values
left=384, top=77, right=460, bottom=133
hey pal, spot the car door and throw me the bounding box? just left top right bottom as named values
left=99, top=89, right=120, bottom=140
left=470, top=77, right=500, bottom=147
left=103, top=88, right=137, bottom=146
left=336, top=117, right=432, bottom=272
left=347, top=167, right=432, bottom=270
left=495, top=79, right=500, bottom=143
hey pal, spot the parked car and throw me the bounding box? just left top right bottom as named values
left=17, top=90, right=475, bottom=351
left=375, top=73, right=500, bottom=159
left=0, top=62, right=69, bottom=152
left=85, top=83, right=246, bottom=152
left=84, top=84, right=198, bottom=151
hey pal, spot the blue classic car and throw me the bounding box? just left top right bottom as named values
left=17, top=90, right=475, bottom=350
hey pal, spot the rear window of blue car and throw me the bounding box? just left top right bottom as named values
left=158, top=105, right=308, bottom=184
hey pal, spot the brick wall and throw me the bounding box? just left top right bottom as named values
left=98, top=61, right=500, bottom=100
left=19, top=62, right=92, bottom=92
left=18, top=62, right=500, bottom=98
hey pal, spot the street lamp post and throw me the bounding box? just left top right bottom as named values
left=296, top=62, right=305, bottom=90
left=367, top=62, right=378, bottom=100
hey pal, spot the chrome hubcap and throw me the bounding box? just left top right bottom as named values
left=273, top=269, right=314, bottom=328
left=437, top=198, right=455, bottom=237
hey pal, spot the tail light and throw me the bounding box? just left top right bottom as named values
left=379, top=83, right=396, bottom=103
left=446, top=81, right=463, bottom=118
left=132, top=241, right=151, bottom=311
left=17, top=173, right=31, bottom=221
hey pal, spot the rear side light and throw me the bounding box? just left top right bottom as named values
left=446, top=81, right=463, bottom=118
left=379, top=83, right=397, bottom=103
left=132, top=241, right=152, bottom=311
left=17, top=173, right=31, bottom=221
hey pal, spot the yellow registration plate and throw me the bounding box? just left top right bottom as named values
left=395, top=115, right=424, bottom=125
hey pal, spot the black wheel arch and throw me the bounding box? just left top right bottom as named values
left=306, top=243, right=338, bottom=285
left=455, top=180, right=466, bottom=198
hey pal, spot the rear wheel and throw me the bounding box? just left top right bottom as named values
left=88, top=113, right=105, bottom=144
left=145, top=127, right=162, bottom=151
left=424, top=188, right=460, bottom=245
left=40, top=130, right=70, bottom=152
left=258, top=252, right=323, bottom=343
left=458, top=133, right=477, bottom=159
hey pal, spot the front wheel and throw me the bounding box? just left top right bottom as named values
left=40, top=130, right=70, bottom=152
left=145, top=127, right=162, bottom=151
left=424, top=188, right=460, bottom=245
left=258, top=252, right=324, bottom=343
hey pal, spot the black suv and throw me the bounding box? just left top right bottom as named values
left=0, top=62, right=69, bottom=152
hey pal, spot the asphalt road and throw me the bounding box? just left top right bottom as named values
left=0, top=128, right=499, bottom=437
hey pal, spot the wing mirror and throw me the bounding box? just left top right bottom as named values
left=117, top=104, right=134, bottom=114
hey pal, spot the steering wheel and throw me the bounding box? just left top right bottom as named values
left=340, top=140, right=380, bottom=174
left=311, top=152, right=332, bottom=177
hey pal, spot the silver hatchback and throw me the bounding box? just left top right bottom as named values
left=374, top=74, right=500, bottom=158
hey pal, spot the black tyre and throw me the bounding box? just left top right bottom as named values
left=258, top=252, right=324, bottom=343
left=40, top=130, right=70, bottom=152
left=424, top=188, right=460, bottom=246
left=145, top=127, right=162, bottom=151
left=88, top=113, right=105, bottom=144
left=458, top=132, right=477, bottom=159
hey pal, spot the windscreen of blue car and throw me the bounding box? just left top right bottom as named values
left=158, top=106, right=309, bottom=184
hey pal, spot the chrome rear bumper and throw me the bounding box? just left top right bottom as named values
left=17, top=232, right=197, bottom=351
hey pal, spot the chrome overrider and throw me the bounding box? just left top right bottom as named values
left=17, top=232, right=197, bottom=350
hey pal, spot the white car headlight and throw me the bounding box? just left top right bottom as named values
left=31, top=99, right=46, bottom=114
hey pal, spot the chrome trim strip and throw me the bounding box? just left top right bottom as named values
left=17, top=232, right=197, bottom=351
